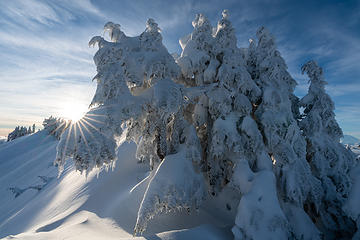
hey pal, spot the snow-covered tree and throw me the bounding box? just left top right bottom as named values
left=205, top=10, right=262, bottom=193
left=56, top=19, right=205, bottom=235
left=7, top=124, right=36, bottom=141
left=54, top=11, right=357, bottom=239
left=300, top=60, right=356, bottom=238
left=7, top=126, right=24, bottom=141
left=252, top=26, right=322, bottom=209
left=43, top=116, right=69, bottom=140
left=176, top=11, right=263, bottom=196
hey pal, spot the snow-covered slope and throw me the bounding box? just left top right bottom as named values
left=0, top=131, right=233, bottom=239
left=0, top=136, right=6, bottom=145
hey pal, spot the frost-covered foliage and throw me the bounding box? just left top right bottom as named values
left=56, top=19, right=204, bottom=235
left=7, top=124, right=36, bottom=142
left=55, top=11, right=357, bottom=239
left=43, top=116, right=69, bottom=139
left=251, top=27, right=322, bottom=209
left=177, top=11, right=263, bottom=197
left=300, top=61, right=356, bottom=238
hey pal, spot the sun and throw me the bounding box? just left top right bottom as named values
left=60, top=102, right=88, bottom=122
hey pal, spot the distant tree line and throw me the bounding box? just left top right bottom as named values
left=7, top=124, right=36, bottom=142
left=6, top=116, right=70, bottom=142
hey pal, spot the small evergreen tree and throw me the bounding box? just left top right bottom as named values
left=43, top=116, right=69, bottom=140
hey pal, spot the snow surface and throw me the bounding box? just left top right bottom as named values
left=2, top=132, right=358, bottom=239
left=0, top=132, right=234, bottom=239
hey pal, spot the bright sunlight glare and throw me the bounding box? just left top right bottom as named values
left=59, top=102, right=89, bottom=122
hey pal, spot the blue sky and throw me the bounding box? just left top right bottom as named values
left=0, top=0, right=359, bottom=138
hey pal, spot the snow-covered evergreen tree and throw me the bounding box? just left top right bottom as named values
left=7, top=124, right=36, bottom=141
left=252, top=26, right=322, bottom=208
left=54, top=11, right=358, bottom=239
left=206, top=10, right=263, bottom=193
left=56, top=19, right=206, bottom=235
left=177, top=11, right=295, bottom=239
left=43, top=116, right=69, bottom=140
left=7, top=126, right=22, bottom=141
left=300, top=60, right=356, bottom=238
left=177, top=10, right=263, bottom=194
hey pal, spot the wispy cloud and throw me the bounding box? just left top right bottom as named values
left=0, top=0, right=359, bottom=138
left=326, top=83, right=360, bottom=97
left=0, top=0, right=105, bottom=28
left=0, top=0, right=62, bottom=26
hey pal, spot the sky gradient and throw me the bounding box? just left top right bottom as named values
left=0, top=0, right=359, bottom=138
